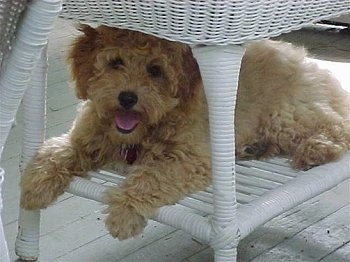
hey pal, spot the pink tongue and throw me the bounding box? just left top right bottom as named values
left=115, top=111, right=140, bottom=131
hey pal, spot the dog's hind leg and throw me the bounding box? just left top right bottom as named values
left=292, top=130, right=349, bottom=170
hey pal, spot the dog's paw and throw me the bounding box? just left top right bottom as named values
left=292, top=136, right=345, bottom=170
left=20, top=167, right=72, bottom=210
left=105, top=203, right=147, bottom=240
left=104, top=187, right=148, bottom=240
left=292, top=156, right=318, bottom=171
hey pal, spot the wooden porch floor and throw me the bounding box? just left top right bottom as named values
left=1, top=18, right=349, bottom=262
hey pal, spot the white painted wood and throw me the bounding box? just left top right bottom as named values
left=321, top=242, right=350, bottom=262
left=116, top=230, right=206, bottom=262
left=237, top=180, right=350, bottom=261
left=185, top=247, right=214, bottom=262
left=250, top=205, right=350, bottom=262
left=54, top=222, right=177, bottom=262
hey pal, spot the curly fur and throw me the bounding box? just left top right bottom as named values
left=20, top=25, right=350, bottom=240
left=236, top=40, right=350, bottom=169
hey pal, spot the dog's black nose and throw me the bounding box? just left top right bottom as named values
left=118, top=91, right=138, bottom=110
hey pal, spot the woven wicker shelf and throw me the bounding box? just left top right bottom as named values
left=67, top=152, right=350, bottom=243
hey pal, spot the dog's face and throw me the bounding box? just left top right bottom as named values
left=69, top=25, right=201, bottom=143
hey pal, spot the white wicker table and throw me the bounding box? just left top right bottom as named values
left=0, top=1, right=349, bottom=261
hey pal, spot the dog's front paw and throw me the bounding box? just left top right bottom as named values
left=20, top=165, right=73, bottom=210
left=105, top=204, right=147, bottom=240
left=104, top=188, right=148, bottom=240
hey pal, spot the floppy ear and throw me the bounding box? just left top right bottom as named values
left=68, top=24, right=98, bottom=100
left=178, top=47, right=202, bottom=100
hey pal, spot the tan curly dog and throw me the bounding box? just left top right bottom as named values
left=20, top=25, right=350, bottom=240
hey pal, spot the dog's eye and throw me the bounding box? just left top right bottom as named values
left=147, top=65, right=162, bottom=78
left=109, top=58, right=124, bottom=69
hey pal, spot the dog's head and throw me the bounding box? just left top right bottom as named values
left=69, top=24, right=201, bottom=143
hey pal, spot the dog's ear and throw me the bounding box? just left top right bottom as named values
left=178, top=47, right=202, bottom=100
left=68, top=24, right=98, bottom=100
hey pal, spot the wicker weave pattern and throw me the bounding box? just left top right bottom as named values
left=61, top=0, right=350, bottom=44
left=0, top=0, right=27, bottom=67
left=0, top=2, right=27, bottom=261
left=0, top=1, right=62, bottom=260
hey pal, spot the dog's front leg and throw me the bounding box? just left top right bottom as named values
left=20, top=131, right=109, bottom=210
left=104, top=150, right=211, bottom=240
left=20, top=134, right=83, bottom=210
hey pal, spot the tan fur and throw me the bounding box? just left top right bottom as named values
left=20, top=25, right=350, bottom=240
left=236, top=40, right=350, bottom=169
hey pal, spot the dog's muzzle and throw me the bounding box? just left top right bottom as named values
left=115, top=91, right=141, bottom=134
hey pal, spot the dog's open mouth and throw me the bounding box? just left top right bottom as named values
left=115, top=111, right=141, bottom=134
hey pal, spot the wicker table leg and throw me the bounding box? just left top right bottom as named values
left=0, top=1, right=62, bottom=260
left=15, top=45, right=48, bottom=261
left=15, top=209, right=41, bottom=261
left=0, top=0, right=60, bottom=158
left=192, top=45, right=245, bottom=262
left=0, top=168, right=9, bottom=262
